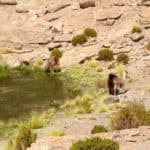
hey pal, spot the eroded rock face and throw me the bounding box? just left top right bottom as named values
left=139, top=7, right=150, bottom=26
left=96, top=7, right=123, bottom=21
left=16, top=4, right=29, bottom=13
left=141, top=1, right=150, bottom=6
left=113, top=0, right=126, bottom=6
left=0, top=0, right=17, bottom=5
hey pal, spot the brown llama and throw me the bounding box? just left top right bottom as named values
left=45, top=56, right=60, bottom=73
left=108, top=71, right=127, bottom=95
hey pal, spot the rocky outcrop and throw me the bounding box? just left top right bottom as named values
left=15, top=4, right=29, bottom=13
left=0, top=0, right=17, bottom=5
left=96, top=7, right=123, bottom=21
left=28, top=126, right=150, bottom=150
left=131, top=33, right=144, bottom=42
left=141, top=1, right=150, bottom=6
left=46, top=3, right=71, bottom=13
left=113, top=0, right=126, bottom=6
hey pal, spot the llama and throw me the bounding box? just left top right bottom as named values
left=108, top=70, right=128, bottom=95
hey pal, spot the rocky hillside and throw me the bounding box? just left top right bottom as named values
left=0, top=0, right=150, bottom=100
left=0, top=0, right=150, bottom=149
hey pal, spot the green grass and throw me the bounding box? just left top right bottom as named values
left=49, top=129, right=65, bottom=136
left=91, top=125, right=108, bottom=134
left=70, top=137, right=119, bottom=150
left=0, top=61, right=10, bottom=80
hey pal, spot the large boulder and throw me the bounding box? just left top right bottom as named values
left=0, top=0, right=17, bottom=5
left=79, top=0, right=95, bottom=9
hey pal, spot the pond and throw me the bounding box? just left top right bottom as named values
left=0, top=71, right=75, bottom=121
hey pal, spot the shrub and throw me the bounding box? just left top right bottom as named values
left=70, top=137, right=119, bottom=150
left=111, top=104, right=150, bottom=130
left=72, top=34, right=87, bottom=46
left=132, top=26, right=142, bottom=33
left=49, top=129, right=65, bottom=136
left=0, top=61, right=10, bottom=79
left=146, top=41, right=150, bottom=50
left=84, top=28, right=97, bottom=38
left=27, top=113, right=44, bottom=129
left=15, top=126, right=37, bottom=150
left=91, top=125, right=108, bottom=134
left=99, top=102, right=108, bottom=112
left=61, top=95, right=93, bottom=114
left=98, top=49, right=113, bottom=61
left=117, top=53, right=129, bottom=64
left=51, top=48, right=63, bottom=58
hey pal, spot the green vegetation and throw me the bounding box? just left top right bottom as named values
left=98, top=49, right=114, bottom=61
left=84, top=28, right=97, bottom=38
left=51, top=48, right=63, bottom=58
left=49, top=129, right=65, bottom=136
left=72, top=34, right=87, bottom=46
left=70, top=137, right=119, bottom=150
left=72, top=27, right=97, bottom=46
left=146, top=41, right=150, bottom=50
left=117, top=53, right=129, bottom=64
left=111, top=104, right=150, bottom=130
left=15, top=126, right=36, bottom=150
left=91, top=125, right=108, bottom=134
left=6, top=125, right=36, bottom=150
left=0, top=61, right=10, bottom=80
left=132, top=26, right=142, bottom=33
left=61, top=95, right=94, bottom=114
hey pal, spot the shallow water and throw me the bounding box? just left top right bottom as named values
left=0, top=71, right=73, bottom=121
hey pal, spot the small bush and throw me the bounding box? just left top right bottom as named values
left=132, top=26, right=142, bottom=33
left=75, top=96, right=93, bottom=114
left=117, top=53, right=129, bottom=64
left=70, top=137, right=119, bottom=150
left=146, top=41, right=150, bottom=50
left=91, top=125, right=108, bottom=134
left=98, top=49, right=113, bottom=61
left=49, top=129, right=65, bottom=136
left=15, top=126, right=37, bottom=150
left=99, top=102, right=108, bottom=112
left=111, top=104, right=150, bottom=130
left=72, top=34, right=87, bottom=46
left=51, top=48, right=63, bottom=58
left=27, top=113, right=44, bottom=129
left=84, top=28, right=97, bottom=38
left=0, top=61, right=10, bottom=79
left=61, top=95, right=93, bottom=114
